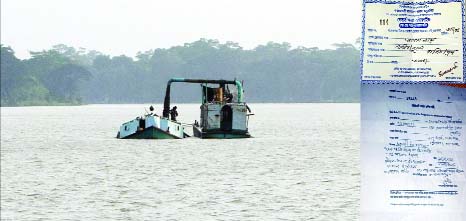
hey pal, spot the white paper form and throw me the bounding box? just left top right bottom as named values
left=361, top=0, right=465, bottom=83
left=361, top=84, right=466, bottom=221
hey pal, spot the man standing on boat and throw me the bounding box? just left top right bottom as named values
left=170, top=106, right=178, bottom=121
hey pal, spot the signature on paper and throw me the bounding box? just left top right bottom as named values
left=438, top=62, right=459, bottom=77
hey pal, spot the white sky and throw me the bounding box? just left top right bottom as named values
left=1, top=0, right=362, bottom=59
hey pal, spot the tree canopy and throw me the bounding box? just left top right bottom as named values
left=1, top=39, right=360, bottom=106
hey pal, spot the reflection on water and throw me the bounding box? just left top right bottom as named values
left=1, top=104, right=360, bottom=220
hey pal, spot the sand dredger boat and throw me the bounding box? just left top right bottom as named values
left=117, top=78, right=252, bottom=139
left=164, top=78, right=252, bottom=139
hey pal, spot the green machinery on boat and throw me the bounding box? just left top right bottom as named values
left=116, top=78, right=252, bottom=139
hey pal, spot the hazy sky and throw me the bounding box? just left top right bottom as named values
left=1, top=0, right=362, bottom=58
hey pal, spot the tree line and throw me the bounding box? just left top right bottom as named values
left=1, top=39, right=360, bottom=106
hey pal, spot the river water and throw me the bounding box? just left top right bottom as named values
left=1, top=103, right=360, bottom=220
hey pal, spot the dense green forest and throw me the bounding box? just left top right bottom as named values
left=1, top=39, right=360, bottom=106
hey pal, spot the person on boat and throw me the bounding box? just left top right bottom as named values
left=170, top=106, right=178, bottom=121
left=149, top=105, right=155, bottom=114
left=224, top=92, right=233, bottom=103
left=149, top=105, right=158, bottom=116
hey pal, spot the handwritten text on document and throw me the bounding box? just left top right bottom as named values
left=361, top=0, right=464, bottom=82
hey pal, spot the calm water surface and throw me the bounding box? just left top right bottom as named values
left=1, top=103, right=360, bottom=220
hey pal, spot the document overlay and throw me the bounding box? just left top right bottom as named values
left=361, top=84, right=466, bottom=221
left=361, top=0, right=465, bottom=83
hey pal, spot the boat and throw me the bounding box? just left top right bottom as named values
left=116, top=78, right=252, bottom=139
left=116, top=114, right=186, bottom=139
left=162, top=78, right=252, bottom=139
